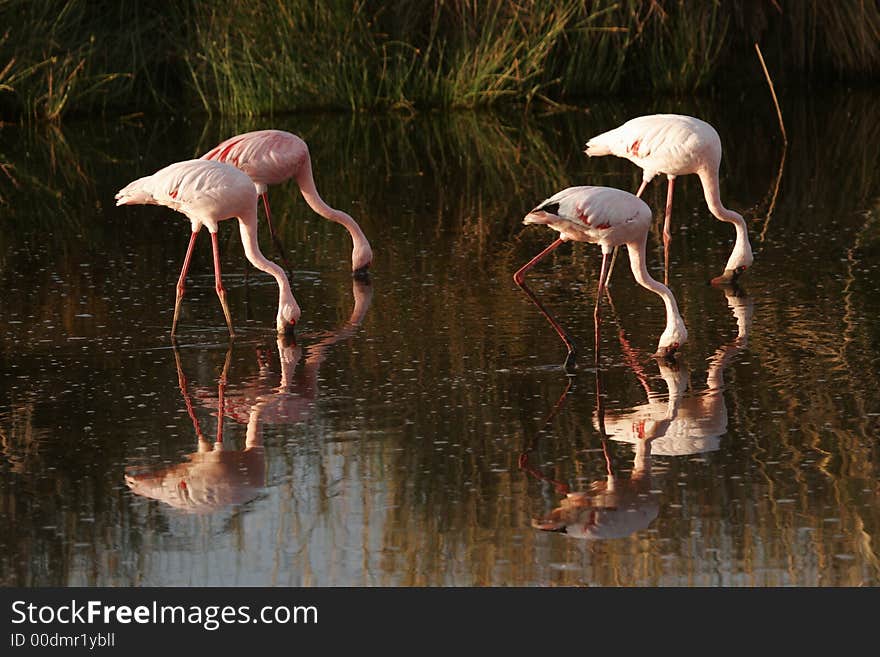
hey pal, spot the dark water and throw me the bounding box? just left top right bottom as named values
left=1, top=91, right=879, bottom=586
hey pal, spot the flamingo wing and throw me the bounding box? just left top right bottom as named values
left=201, top=130, right=307, bottom=187
left=587, top=114, right=718, bottom=178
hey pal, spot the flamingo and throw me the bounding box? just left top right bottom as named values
left=513, top=185, right=687, bottom=370
left=527, top=438, right=659, bottom=539
left=584, top=114, right=753, bottom=284
left=201, top=129, right=373, bottom=278
left=124, top=348, right=266, bottom=514
left=602, top=285, right=753, bottom=456
left=520, top=376, right=659, bottom=540
left=115, top=159, right=300, bottom=337
left=125, top=280, right=373, bottom=514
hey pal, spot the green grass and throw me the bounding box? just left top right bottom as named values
left=1, top=0, right=879, bottom=121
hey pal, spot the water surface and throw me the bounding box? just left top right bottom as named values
left=1, top=92, right=879, bottom=586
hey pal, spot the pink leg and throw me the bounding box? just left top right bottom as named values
left=261, top=193, right=294, bottom=277
left=593, top=252, right=610, bottom=367
left=594, top=369, right=613, bottom=476
left=519, top=378, right=574, bottom=495
left=210, top=231, right=235, bottom=337
left=513, top=238, right=564, bottom=286
left=172, top=230, right=200, bottom=336
left=216, top=347, right=231, bottom=444
left=513, top=238, right=577, bottom=372
left=173, top=346, right=206, bottom=442
left=635, top=179, right=649, bottom=198
left=663, top=177, right=675, bottom=285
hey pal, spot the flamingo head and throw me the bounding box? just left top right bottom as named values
left=351, top=241, right=373, bottom=278
left=720, top=212, right=753, bottom=276
left=710, top=264, right=749, bottom=286
left=655, top=317, right=688, bottom=360
left=277, top=299, right=301, bottom=337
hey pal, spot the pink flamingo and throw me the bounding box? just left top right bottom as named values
left=125, top=280, right=372, bottom=514
left=527, top=439, right=659, bottom=539
left=124, top=348, right=267, bottom=514
left=514, top=185, right=688, bottom=370
left=520, top=374, right=659, bottom=540
left=602, top=285, right=752, bottom=456
left=201, top=129, right=373, bottom=278
left=115, top=159, right=300, bottom=337
left=585, top=114, right=753, bottom=284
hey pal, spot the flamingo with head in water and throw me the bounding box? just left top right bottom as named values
left=585, top=114, right=753, bottom=284
left=115, top=158, right=300, bottom=337
left=201, top=129, right=373, bottom=278
left=514, top=185, right=687, bottom=371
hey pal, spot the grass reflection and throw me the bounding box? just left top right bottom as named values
left=0, top=93, right=879, bottom=585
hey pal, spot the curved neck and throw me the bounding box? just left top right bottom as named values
left=245, top=411, right=262, bottom=448
left=237, top=211, right=295, bottom=307
left=696, top=166, right=738, bottom=222
left=698, top=167, right=753, bottom=270
left=625, top=234, right=682, bottom=335
left=295, top=159, right=371, bottom=254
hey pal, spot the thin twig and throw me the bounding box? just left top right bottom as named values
left=755, top=42, right=787, bottom=243
left=759, top=146, right=785, bottom=243
left=754, top=42, right=787, bottom=145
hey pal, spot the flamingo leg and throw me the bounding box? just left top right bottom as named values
left=513, top=237, right=564, bottom=286
left=172, top=344, right=206, bottom=444
left=518, top=377, right=574, bottom=495
left=605, top=179, right=650, bottom=288
left=172, top=229, right=200, bottom=337
left=663, top=177, right=675, bottom=285
left=210, top=231, right=236, bottom=338
left=216, top=345, right=232, bottom=444
left=594, top=252, right=610, bottom=367
left=260, top=193, right=294, bottom=279
left=513, top=238, right=577, bottom=372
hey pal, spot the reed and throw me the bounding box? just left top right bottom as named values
left=1, top=0, right=879, bottom=121
left=0, top=0, right=190, bottom=121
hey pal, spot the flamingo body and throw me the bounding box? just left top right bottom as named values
left=585, top=114, right=753, bottom=276
left=521, top=186, right=687, bottom=357
left=604, top=286, right=752, bottom=456
left=532, top=481, right=660, bottom=540
left=202, top=129, right=308, bottom=192
left=524, top=184, right=652, bottom=251
left=585, top=114, right=718, bottom=180
left=115, top=159, right=300, bottom=335
left=125, top=448, right=266, bottom=514
left=202, top=129, right=373, bottom=274
left=115, top=159, right=256, bottom=233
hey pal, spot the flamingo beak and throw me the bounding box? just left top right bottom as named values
left=710, top=266, right=747, bottom=286
left=531, top=519, right=568, bottom=533
left=281, top=320, right=296, bottom=339
left=654, top=343, right=680, bottom=360
left=279, top=331, right=297, bottom=349
left=353, top=266, right=371, bottom=281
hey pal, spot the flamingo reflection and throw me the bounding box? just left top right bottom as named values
left=522, top=285, right=751, bottom=538
left=603, top=284, right=752, bottom=456
left=125, top=279, right=372, bottom=513
left=521, top=373, right=660, bottom=540
left=202, top=279, right=372, bottom=435
left=124, top=347, right=266, bottom=513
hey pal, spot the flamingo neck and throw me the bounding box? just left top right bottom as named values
left=245, top=412, right=262, bottom=448
left=632, top=439, right=652, bottom=478
left=236, top=210, right=300, bottom=329
left=625, top=234, right=686, bottom=352
left=697, top=168, right=753, bottom=271
left=295, top=159, right=372, bottom=270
